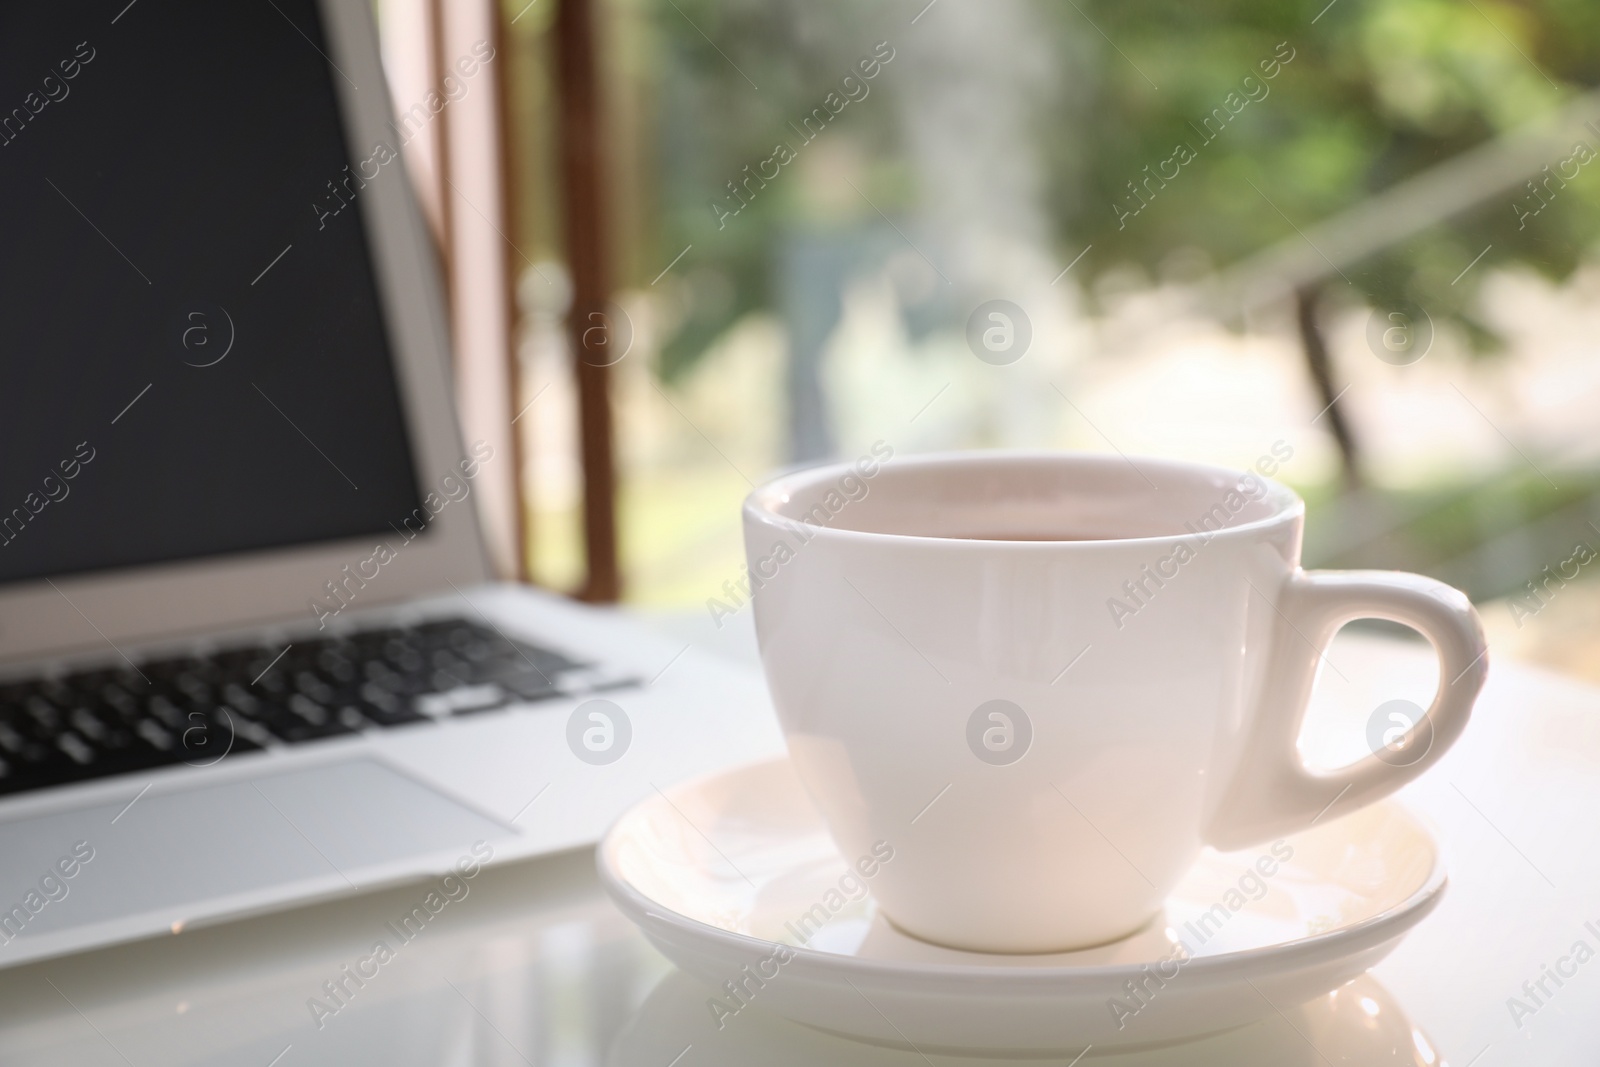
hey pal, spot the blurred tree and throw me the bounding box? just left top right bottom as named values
left=644, top=0, right=900, bottom=379
left=1037, top=0, right=1600, bottom=485
left=639, top=0, right=1600, bottom=482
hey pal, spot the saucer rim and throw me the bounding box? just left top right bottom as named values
left=597, top=755, right=1448, bottom=986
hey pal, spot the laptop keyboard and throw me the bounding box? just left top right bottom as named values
left=0, top=618, right=632, bottom=797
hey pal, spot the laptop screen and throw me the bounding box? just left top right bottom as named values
left=0, top=0, right=425, bottom=587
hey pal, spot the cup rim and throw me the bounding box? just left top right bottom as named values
left=743, top=449, right=1304, bottom=549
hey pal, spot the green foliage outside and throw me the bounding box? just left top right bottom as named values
left=645, top=0, right=1600, bottom=373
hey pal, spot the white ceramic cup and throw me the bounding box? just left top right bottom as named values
left=743, top=450, right=1487, bottom=954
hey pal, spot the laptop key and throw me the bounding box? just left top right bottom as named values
left=25, top=696, right=62, bottom=733
left=221, top=683, right=262, bottom=715
left=293, top=671, right=337, bottom=704
left=56, top=732, right=96, bottom=766
left=495, top=669, right=564, bottom=702
left=173, top=672, right=214, bottom=705
left=188, top=708, right=272, bottom=753
left=146, top=695, right=187, bottom=730
left=99, top=683, right=140, bottom=718
left=415, top=684, right=507, bottom=717
left=349, top=700, right=428, bottom=728
left=69, top=708, right=112, bottom=745
left=136, top=720, right=177, bottom=751
left=317, top=649, right=358, bottom=683
left=286, top=694, right=329, bottom=726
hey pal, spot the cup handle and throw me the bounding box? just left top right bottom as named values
left=1205, top=569, right=1488, bottom=851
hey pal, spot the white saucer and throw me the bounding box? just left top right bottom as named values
left=598, top=756, right=1446, bottom=1053
left=611, top=970, right=1442, bottom=1066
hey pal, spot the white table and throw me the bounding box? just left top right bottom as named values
left=0, top=631, right=1595, bottom=1065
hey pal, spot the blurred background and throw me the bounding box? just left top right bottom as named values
left=381, top=0, right=1600, bottom=679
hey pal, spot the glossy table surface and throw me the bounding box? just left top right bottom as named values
left=0, top=627, right=1596, bottom=1065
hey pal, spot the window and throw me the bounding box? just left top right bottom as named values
left=438, top=0, right=1600, bottom=673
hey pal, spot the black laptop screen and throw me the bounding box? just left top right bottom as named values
left=0, top=0, right=425, bottom=586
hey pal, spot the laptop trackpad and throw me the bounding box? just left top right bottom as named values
left=0, top=759, right=514, bottom=949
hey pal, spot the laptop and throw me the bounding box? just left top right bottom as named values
left=0, top=0, right=779, bottom=968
